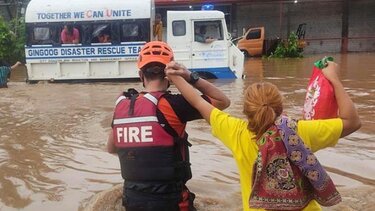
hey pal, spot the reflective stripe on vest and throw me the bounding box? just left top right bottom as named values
left=113, top=116, right=158, bottom=125
left=115, top=95, right=127, bottom=106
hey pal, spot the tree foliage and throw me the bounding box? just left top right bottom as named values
left=269, top=32, right=303, bottom=58
left=0, top=17, right=16, bottom=64
left=9, top=17, right=26, bottom=63
left=0, top=16, right=25, bottom=64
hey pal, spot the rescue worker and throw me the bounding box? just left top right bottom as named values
left=107, top=41, right=230, bottom=211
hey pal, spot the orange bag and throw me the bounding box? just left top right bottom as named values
left=303, top=57, right=338, bottom=120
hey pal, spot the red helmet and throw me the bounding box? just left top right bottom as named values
left=137, top=41, right=174, bottom=69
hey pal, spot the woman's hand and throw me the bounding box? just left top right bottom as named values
left=322, top=61, right=340, bottom=83
left=321, top=61, right=361, bottom=137
left=165, top=61, right=191, bottom=81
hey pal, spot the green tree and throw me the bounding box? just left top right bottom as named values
left=0, top=17, right=16, bottom=63
left=0, top=16, right=25, bottom=64
left=9, top=17, right=26, bottom=63
left=269, top=32, right=303, bottom=58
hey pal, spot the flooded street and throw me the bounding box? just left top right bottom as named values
left=1, top=53, right=374, bottom=210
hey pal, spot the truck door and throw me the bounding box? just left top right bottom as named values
left=191, top=20, right=228, bottom=73
left=166, top=12, right=191, bottom=68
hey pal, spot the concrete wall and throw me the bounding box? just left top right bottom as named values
left=348, top=0, right=375, bottom=52
left=234, top=0, right=375, bottom=54
left=235, top=3, right=281, bottom=39
left=287, top=1, right=342, bottom=54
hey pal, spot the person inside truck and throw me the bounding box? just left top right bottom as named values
left=92, top=25, right=111, bottom=43
left=61, top=24, right=80, bottom=44
left=194, top=25, right=215, bottom=43
left=153, top=13, right=163, bottom=41
left=97, top=32, right=111, bottom=43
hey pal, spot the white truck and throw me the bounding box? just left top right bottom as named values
left=167, top=10, right=244, bottom=79
left=25, top=0, right=244, bottom=81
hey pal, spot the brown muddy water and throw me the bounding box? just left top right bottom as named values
left=1, top=53, right=374, bottom=211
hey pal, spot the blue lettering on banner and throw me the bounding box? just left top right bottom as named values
left=25, top=44, right=144, bottom=61
left=37, top=9, right=132, bottom=20
left=73, top=12, right=84, bottom=18
left=37, top=12, right=72, bottom=20
left=27, top=48, right=59, bottom=57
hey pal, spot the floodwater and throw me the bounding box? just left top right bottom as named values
left=1, top=53, right=374, bottom=211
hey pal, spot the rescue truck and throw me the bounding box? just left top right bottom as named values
left=25, top=0, right=244, bottom=81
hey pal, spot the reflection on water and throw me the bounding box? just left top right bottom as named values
left=1, top=53, right=374, bottom=210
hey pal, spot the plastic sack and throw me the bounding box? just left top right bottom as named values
left=303, top=57, right=338, bottom=120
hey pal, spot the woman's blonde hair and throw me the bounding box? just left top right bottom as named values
left=243, top=82, right=283, bottom=140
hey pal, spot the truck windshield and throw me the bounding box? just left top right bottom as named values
left=246, top=29, right=261, bottom=39
left=194, top=20, right=223, bottom=41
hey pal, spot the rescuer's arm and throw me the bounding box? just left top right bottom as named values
left=165, top=61, right=230, bottom=110
left=107, top=130, right=117, bottom=153
left=322, top=61, right=361, bottom=137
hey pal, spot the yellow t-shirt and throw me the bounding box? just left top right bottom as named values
left=210, top=108, right=343, bottom=211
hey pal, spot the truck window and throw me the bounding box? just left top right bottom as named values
left=80, top=24, right=92, bottom=45
left=60, top=24, right=82, bottom=44
left=92, top=24, right=112, bottom=43
left=30, top=26, right=59, bottom=45
left=120, top=20, right=149, bottom=42
left=34, top=27, right=50, bottom=41
left=121, top=23, right=140, bottom=42
left=172, top=20, right=186, bottom=36
left=194, top=20, right=223, bottom=41
left=246, top=29, right=261, bottom=40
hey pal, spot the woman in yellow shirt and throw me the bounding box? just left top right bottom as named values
left=165, top=61, right=361, bottom=211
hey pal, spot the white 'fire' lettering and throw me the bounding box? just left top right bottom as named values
left=116, top=126, right=153, bottom=143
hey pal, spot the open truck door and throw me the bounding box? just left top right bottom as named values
left=237, top=27, right=265, bottom=57
left=229, top=41, right=245, bottom=79
left=167, top=10, right=242, bottom=79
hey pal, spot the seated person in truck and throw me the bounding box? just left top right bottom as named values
left=97, top=32, right=111, bottom=43
left=194, top=25, right=215, bottom=43
left=61, top=24, right=80, bottom=44
left=92, top=25, right=111, bottom=43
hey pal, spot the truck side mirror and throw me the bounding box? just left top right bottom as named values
left=227, top=32, right=232, bottom=40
